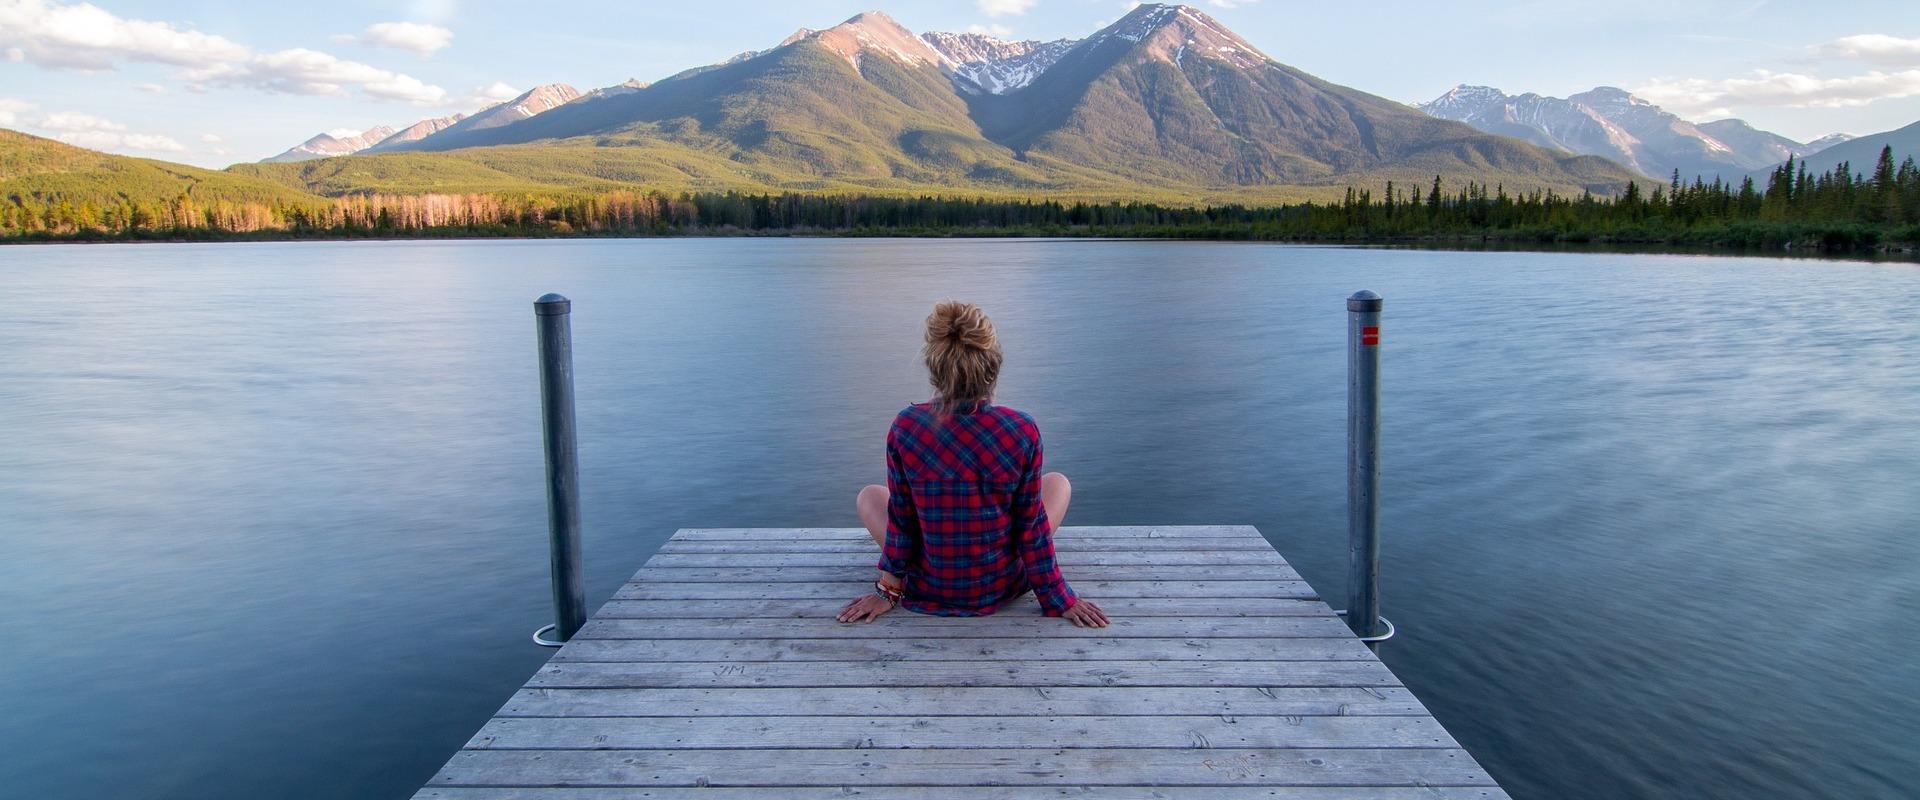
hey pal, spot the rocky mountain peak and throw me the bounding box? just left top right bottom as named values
left=1424, top=85, right=1511, bottom=116
left=508, top=84, right=584, bottom=114
left=1094, top=4, right=1268, bottom=69
left=797, top=10, right=945, bottom=69
left=1570, top=87, right=1654, bottom=110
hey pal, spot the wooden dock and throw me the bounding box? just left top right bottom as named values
left=416, top=526, right=1508, bottom=798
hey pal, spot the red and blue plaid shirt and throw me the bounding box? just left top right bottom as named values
left=877, top=400, right=1078, bottom=617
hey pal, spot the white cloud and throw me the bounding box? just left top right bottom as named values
left=0, top=1, right=447, bottom=104
left=978, top=0, right=1036, bottom=18
left=0, top=0, right=249, bottom=70
left=199, top=133, right=223, bottom=143
left=186, top=48, right=448, bottom=105
left=468, top=81, right=521, bottom=106
left=55, top=130, right=185, bottom=152
left=1635, top=69, right=1920, bottom=115
left=966, top=24, right=1014, bottom=37
left=0, top=99, right=184, bottom=153
left=0, top=97, right=183, bottom=152
left=334, top=21, right=453, bottom=57
left=0, top=97, right=33, bottom=125
left=133, top=82, right=166, bottom=93
left=1812, top=34, right=1920, bottom=68
left=36, top=110, right=123, bottom=131
left=1207, top=0, right=1259, bottom=7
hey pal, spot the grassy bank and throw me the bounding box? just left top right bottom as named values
left=8, top=150, right=1920, bottom=257
left=8, top=218, right=1918, bottom=258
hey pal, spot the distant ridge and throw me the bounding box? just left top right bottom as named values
left=262, top=126, right=395, bottom=163
left=1420, top=85, right=1817, bottom=180
left=380, top=83, right=583, bottom=152
left=1747, top=119, right=1920, bottom=183
left=363, top=114, right=467, bottom=153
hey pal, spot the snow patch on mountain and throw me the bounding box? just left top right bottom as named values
left=921, top=31, right=1076, bottom=95
left=1106, top=4, right=1179, bottom=43
left=1806, top=133, right=1855, bottom=153
left=580, top=78, right=647, bottom=103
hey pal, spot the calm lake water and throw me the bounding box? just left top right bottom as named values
left=1, top=239, right=1915, bottom=799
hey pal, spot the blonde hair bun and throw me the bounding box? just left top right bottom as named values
left=927, top=301, right=998, bottom=351
left=923, top=301, right=1003, bottom=408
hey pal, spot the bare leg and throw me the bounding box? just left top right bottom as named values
left=856, top=485, right=905, bottom=594
left=1042, top=472, right=1072, bottom=534
left=856, top=485, right=888, bottom=547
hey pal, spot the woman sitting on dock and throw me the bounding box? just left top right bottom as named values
left=840, top=301, right=1109, bottom=629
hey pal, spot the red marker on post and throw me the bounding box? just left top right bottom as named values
left=1362, top=326, right=1380, bottom=347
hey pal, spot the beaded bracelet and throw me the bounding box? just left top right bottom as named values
left=874, top=580, right=905, bottom=606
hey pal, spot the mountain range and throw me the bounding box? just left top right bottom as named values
left=263, top=83, right=594, bottom=162
left=1419, top=85, right=1843, bottom=182
left=221, top=5, right=1637, bottom=203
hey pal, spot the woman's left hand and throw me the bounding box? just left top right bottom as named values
left=1062, top=599, right=1109, bottom=628
left=838, top=593, right=896, bottom=624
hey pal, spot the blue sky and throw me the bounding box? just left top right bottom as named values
left=3, top=0, right=1918, bottom=166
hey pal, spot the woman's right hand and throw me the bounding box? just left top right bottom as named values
left=1062, top=599, right=1109, bottom=628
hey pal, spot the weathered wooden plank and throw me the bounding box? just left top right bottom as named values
left=625, top=565, right=1308, bottom=583
left=643, top=551, right=1289, bottom=568
left=426, top=748, right=1499, bottom=788
left=501, top=687, right=1431, bottom=719
left=668, top=526, right=1267, bottom=541
left=658, top=538, right=1278, bottom=553
left=527, top=660, right=1401, bottom=689
left=613, top=579, right=1320, bottom=601
left=594, top=597, right=1332, bottom=619
left=417, top=786, right=1513, bottom=799
left=576, top=616, right=1355, bottom=640
left=467, top=715, right=1459, bottom=751
left=551, top=637, right=1377, bottom=664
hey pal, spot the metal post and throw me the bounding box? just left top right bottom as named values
left=1346, top=290, right=1385, bottom=644
left=535, top=293, right=585, bottom=646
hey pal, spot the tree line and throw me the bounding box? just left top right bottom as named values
left=6, top=147, right=1919, bottom=251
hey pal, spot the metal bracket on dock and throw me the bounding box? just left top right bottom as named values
left=1334, top=610, right=1398, bottom=644
left=532, top=624, right=565, bottom=648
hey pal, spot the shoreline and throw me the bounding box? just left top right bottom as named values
left=5, top=228, right=1917, bottom=261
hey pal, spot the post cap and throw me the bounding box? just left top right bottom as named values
left=535, top=293, right=572, bottom=316
left=1347, top=290, right=1383, bottom=313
